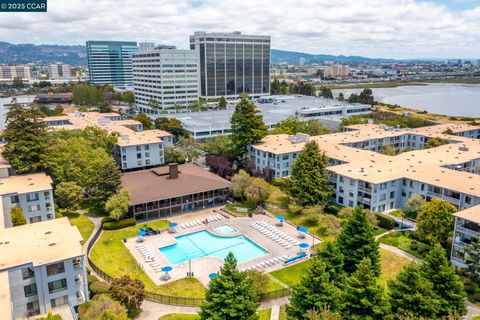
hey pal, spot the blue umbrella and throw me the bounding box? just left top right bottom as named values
left=169, top=222, right=178, bottom=227
left=136, top=231, right=147, bottom=236
left=298, top=227, right=308, bottom=233
left=276, top=215, right=285, bottom=221
left=299, top=243, right=309, bottom=249
left=161, top=266, right=173, bottom=272
left=208, top=273, right=218, bottom=279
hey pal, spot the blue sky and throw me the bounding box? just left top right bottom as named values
left=0, top=0, right=479, bottom=59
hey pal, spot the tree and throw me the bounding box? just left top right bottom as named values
left=420, top=243, right=466, bottom=318
left=121, top=92, right=135, bottom=105
left=380, top=142, right=397, bottom=156
left=218, top=96, right=227, bottom=109
left=147, top=97, right=160, bottom=113
left=55, top=181, right=83, bottom=210
left=231, top=170, right=252, bottom=200
left=319, top=87, right=334, bottom=99
left=424, top=137, right=448, bottom=149
left=82, top=294, right=128, bottom=320
left=203, top=135, right=233, bottom=156
left=1, top=104, right=48, bottom=173
left=230, top=98, right=268, bottom=158
left=244, top=269, right=268, bottom=297
left=287, top=255, right=342, bottom=319
left=306, top=308, right=342, bottom=320
left=337, top=93, right=345, bottom=101
left=388, top=263, right=439, bottom=319
left=338, top=115, right=368, bottom=131
left=205, top=154, right=234, bottom=178
left=465, top=237, right=480, bottom=274
left=404, top=194, right=425, bottom=219
left=154, top=117, right=189, bottom=139
left=13, top=76, right=24, bottom=88
left=177, top=137, right=202, bottom=162
left=348, top=88, right=375, bottom=104
left=417, top=198, right=456, bottom=246
left=337, top=206, right=380, bottom=275
left=110, top=275, right=145, bottom=311
left=105, top=189, right=130, bottom=220
left=342, top=258, right=390, bottom=320
left=244, top=177, right=271, bottom=206
left=10, top=207, right=26, bottom=226
left=133, top=113, right=153, bottom=130
left=271, top=117, right=330, bottom=136
left=72, top=84, right=105, bottom=106
left=200, top=252, right=259, bottom=320
left=164, top=146, right=186, bottom=164
left=87, top=160, right=122, bottom=210
left=287, top=140, right=333, bottom=206
left=318, top=241, right=345, bottom=283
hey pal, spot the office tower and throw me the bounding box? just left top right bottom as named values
left=86, top=41, right=138, bottom=87
left=190, top=31, right=271, bottom=98
left=133, top=45, right=198, bottom=112
left=139, top=42, right=155, bottom=52
left=48, top=63, right=72, bottom=80
left=299, top=57, right=306, bottom=66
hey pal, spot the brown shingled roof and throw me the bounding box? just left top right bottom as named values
left=121, top=164, right=232, bottom=205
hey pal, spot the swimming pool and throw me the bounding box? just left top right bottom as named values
left=214, top=225, right=238, bottom=235
left=159, top=230, right=268, bottom=265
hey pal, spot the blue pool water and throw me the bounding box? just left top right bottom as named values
left=159, top=230, right=268, bottom=265
left=214, top=225, right=238, bottom=235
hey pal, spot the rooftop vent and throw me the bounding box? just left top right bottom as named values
left=48, top=242, right=56, bottom=246
left=459, top=144, right=469, bottom=151
left=45, top=230, right=52, bottom=235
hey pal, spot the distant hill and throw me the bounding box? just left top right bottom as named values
left=0, top=42, right=86, bottom=65
left=271, top=49, right=399, bottom=65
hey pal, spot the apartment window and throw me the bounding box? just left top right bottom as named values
left=27, top=204, right=41, bottom=213
left=136, top=146, right=141, bottom=151
left=10, top=195, right=19, bottom=203
left=137, top=160, right=142, bottom=166
left=137, top=153, right=142, bottom=159
left=144, top=145, right=150, bottom=150
left=465, top=196, right=472, bottom=205
left=145, top=152, right=150, bottom=158
left=48, top=278, right=67, bottom=293
left=24, top=283, right=38, bottom=297
left=122, top=155, right=126, bottom=161
left=145, top=159, right=150, bottom=165
left=44, top=191, right=51, bottom=199
left=26, top=301, right=40, bottom=315
left=390, top=191, right=395, bottom=199
left=29, top=216, right=42, bottom=223
left=26, top=193, right=39, bottom=202
left=338, top=196, right=344, bottom=204
left=46, top=262, right=65, bottom=276
left=22, top=267, right=35, bottom=279
left=47, top=214, right=53, bottom=219
left=50, top=295, right=68, bottom=308
left=282, top=155, right=289, bottom=160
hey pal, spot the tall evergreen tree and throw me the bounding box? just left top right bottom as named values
left=230, top=98, right=268, bottom=158
left=200, top=252, right=259, bottom=320
left=287, top=256, right=342, bottom=320
left=318, top=241, right=345, bottom=283
left=342, top=258, right=390, bottom=320
left=388, top=263, right=439, bottom=319
left=420, top=243, right=466, bottom=318
left=337, top=206, right=380, bottom=275
left=287, top=140, right=333, bottom=206
left=465, top=237, right=480, bottom=274
left=1, top=104, right=48, bottom=173
left=218, top=96, right=228, bottom=109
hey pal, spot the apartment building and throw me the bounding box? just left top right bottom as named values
left=324, top=64, right=350, bottom=79
left=48, top=63, right=72, bottom=80
left=44, top=112, right=173, bottom=171
left=0, top=218, right=88, bottom=319
left=86, top=41, right=138, bottom=87
left=249, top=123, right=480, bottom=213
left=0, top=153, right=55, bottom=229
left=190, top=31, right=271, bottom=99
left=133, top=44, right=198, bottom=112
left=0, top=66, right=31, bottom=82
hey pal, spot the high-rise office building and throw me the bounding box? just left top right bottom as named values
left=86, top=41, right=138, bottom=87
left=190, top=31, right=271, bottom=99
left=133, top=45, right=198, bottom=112
left=48, top=63, right=72, bottom=80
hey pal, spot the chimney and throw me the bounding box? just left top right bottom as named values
left=169, top=163, right=179, bottom=179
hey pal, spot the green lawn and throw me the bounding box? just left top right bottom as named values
left=377, top=231, right=431, bottom=259
left=90, top=219, right=206, bottom=298
left=269, top=260, right=312, bottom=287
left=279, top=305, right=287, bottom=320
left=225, top=201, right=255, bottom=216
left=159, top=314, right=199, bottom=320
left=258, top=309, right=271, bottom=320
left=65, top=211, right=94, bottom=244
left=378, top=248, right=411, bottom=288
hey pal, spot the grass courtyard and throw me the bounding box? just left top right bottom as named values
left=90, top=219, right=206, bottom=298
left=158, top=309, right=271, bottom=320
left=65, top=211, right=94, bottom=244
left=377, top=231, right=431, bottom=259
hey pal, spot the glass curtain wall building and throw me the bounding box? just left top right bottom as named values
left=190, top=31, right=271, bottom=99
left=86, top=41, right=138, bottom=87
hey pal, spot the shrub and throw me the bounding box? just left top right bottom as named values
left=101, top=216, right=116, bottom=224
left=338, top=207, right=354, bottom=219
left=325, top=203, right=343, bottom=215
left=472, top=292, right=480, bottom=303
left=87, top=274, right=99, bottom=285
left=464, top=282, right=474, bottom=294
left=303, top=212, right=319, bottom=226
left=376, top=213, right=395, bottom=230
left=90, top=281, right=111, bottom=297
left=410, top=240, right=418, bottom=251
left=271, top=178, right=288, bottom=189
left=102, top=217, right=136, bottom=230
left=317, top=214, right=342, bottom=238
left=417, top=246, right=428, bottom=255
left=288, top=203, right=303, bottom=215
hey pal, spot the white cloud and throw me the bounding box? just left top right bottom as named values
left=0, top=0, right=479, bottom=58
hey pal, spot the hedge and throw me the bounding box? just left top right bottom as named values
left=89, top=281, right=110, bottom=297
left=87, top=274, right=99, bottom=285
left=102, top=217, right=136, bottom=230
left=376, top=213, right=396, bottom=230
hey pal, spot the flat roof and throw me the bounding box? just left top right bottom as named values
left=0, top=172, right=53, bottom=195
left=122, top=164, right=232, bottom=205
left=0, top=272, right=12, bottom=320
left=44, top=112, right=172, bottom=147
left=0, top=217, right=84, bottom=270
left=252, top=123, right=480, bottom=196
left=454, top=204, right=480, bottom=223
left=161, top=95, right=371, bottom=133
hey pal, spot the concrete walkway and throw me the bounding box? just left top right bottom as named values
left=270, top=305, right=280, bottom=320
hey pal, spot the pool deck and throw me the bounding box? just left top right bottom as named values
left=124, top=209, right=319, bottom=286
